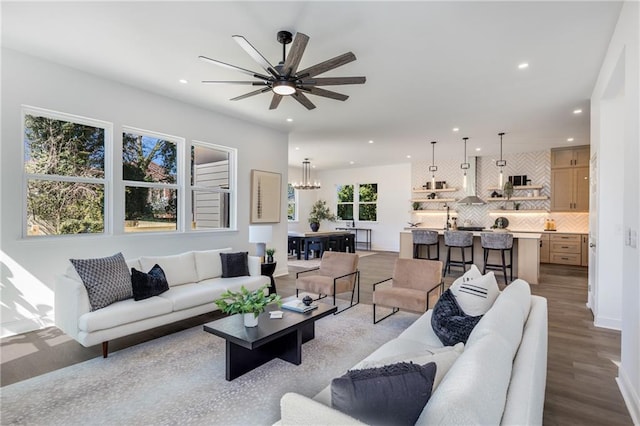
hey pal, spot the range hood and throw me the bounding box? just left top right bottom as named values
left=457, top=157, right=486, bottom=205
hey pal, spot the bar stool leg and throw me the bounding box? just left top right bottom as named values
left=461, top=247, right=467, bottom=272
left=444, top=246, right=452, bottom=276
left=510, top=249, right=514, bottom=281
left=501, top=249, right=508, bottom=286
left=483, top=248, right=489, bottom=274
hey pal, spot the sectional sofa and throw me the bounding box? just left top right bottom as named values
left=278, top=278, right=548, bottom=425
left=55, top=248, right=269, bottom=357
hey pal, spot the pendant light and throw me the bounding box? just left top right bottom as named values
left=292, top=158, right=320, bottom=190
left=461, top=137, right=470, bottom=190
left=429, top=141, right=438, bottom=189
left=496, top=132, right=506, bottom=187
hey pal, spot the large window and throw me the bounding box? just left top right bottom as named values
left=336, top=183, right=377, bottom=222
left=190, top=143, right=234, bottom=230
left=287, top=183, right=297, bottom=221
left=123, top=128, right=179, bottom=233
left=23, top=108, right=110, bottom=236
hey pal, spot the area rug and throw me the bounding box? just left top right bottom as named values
left=287, top=251, right=376, bottom=269
left=0, top=304, right=418, bottom=426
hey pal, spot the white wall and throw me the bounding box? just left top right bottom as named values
left=590, top=2, right=640, bottom=423
left=0, top=49, right=290, bottom=337
left=287, top=163, right=412, bottom=252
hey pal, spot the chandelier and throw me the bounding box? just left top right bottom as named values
left=293, top=158, right=321, bottom=190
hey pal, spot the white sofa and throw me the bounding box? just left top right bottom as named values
left=278, top=278, right=548, bottom=425
left=55, top=248, right=269, bottom=357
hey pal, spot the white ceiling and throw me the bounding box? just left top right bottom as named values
left=1, top=1, right=622, bottom=171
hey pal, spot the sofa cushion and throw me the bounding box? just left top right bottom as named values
left=332, top=362, right=436, bottom=426
left=131, top=264, right=169, bottom=301
left=70, top=252, right=133, bottom=311
left=79, top=296, right=173, bottom=332
left=396, top=310, right=443, bottom=348
left=358, top=342, right=464, bottom=390
left=158, top=281, right=226, bottom=311
left=417, top=334, right=513, bottom=426
left=222, top=275, right=270, bottom=293
left=431, top=289, right=482, bottom=346
left=220, top=252, right=249, bottom=278
left=193, top=248, right=232, bottom=281
left=450, top=271, right=500, bottom=316
left=139, top=252, right=198, bottom=287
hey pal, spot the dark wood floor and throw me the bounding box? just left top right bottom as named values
left=0, top=252, right=632, bottom=425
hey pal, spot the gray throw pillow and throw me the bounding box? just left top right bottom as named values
left=331, top=362, right=436, bottom=425
left=70, top=252, right=133, bottom=311
left=220, top=252, right=249, bottom=278
left=431, top=289, right=482, bottom=346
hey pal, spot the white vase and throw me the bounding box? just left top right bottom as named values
left=244, top=313, right=259, bottom=327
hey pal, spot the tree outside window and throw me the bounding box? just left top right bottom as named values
left=24, top=111, right=107, bottom=236
left=358, top=183, right=378, bottom=221
left=287, top=183, right=297, bottom=221
left=336, top=183, right=377, bottom=222
left=337, top=184, right=354, bottom=220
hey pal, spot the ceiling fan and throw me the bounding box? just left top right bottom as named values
left=199, top=30, right=366, bottom=110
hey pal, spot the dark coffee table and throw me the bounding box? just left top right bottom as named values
left=203, top=300, right=337, bottom=380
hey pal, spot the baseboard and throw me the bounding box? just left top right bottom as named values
left=594, top=315, right=622, bottom=331
left=617, top=366, right=640, bottom=425
left=1, top=314, right=55, bottom=338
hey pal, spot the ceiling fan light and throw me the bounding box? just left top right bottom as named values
left=272, top=81, right=296, bottom=95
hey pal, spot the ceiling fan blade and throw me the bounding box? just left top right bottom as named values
left=300, top=76, right=366, bottom=86
left=269, top=94, right=284, bottom=110
left=296, top=52, right=356, bottom=78
left=230, top=87, right=271, bottom=101
left=201, top=81, right=269, bottom=85
left=291, top=91, right=316, bottom=110
left=301, top=87, right=349, bottom=101
left=282, top=32, right=309, bottom=77
left=198, top=56, right=271, bottom=81
left=232, top=35, right=279, bottom=78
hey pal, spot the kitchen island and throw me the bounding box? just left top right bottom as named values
left=399, top=230, right=541, bottom=284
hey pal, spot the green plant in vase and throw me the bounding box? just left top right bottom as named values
left=265, top=248, right=276, bottom=263
left=308, top=199, right=336, bottom=232
left=214, top=284, right=281, bottom=327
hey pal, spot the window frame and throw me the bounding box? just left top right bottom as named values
left=21, top=105, right=113, bottom=238
left=287, top=183, right=298, bottom=222
left=336, top=184, right=355, bottom=221
left=121, top=126, right=183, bottom=234
left=357, top=183, right=378, bottom=222
left=335, top=182, right=378, bottom=223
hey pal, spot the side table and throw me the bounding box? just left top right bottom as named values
left=261, top=262, right=277, bottom=295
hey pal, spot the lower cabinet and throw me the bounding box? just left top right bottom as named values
left=539, top=234, right=550, bottom=263
left=581, top=234, right=589, bottom=266
left=548, top=234, right=583, bottom=266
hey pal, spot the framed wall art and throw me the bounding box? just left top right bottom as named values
left=250, top=169, right=281, bottom=223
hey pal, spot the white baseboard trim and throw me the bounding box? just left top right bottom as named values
left=594, top=315, right=622, bottom=330
left=617, top=366, right=640, bottom=425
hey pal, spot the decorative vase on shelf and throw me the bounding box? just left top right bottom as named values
left=310, top=222, right=320, bottom=232
left=244, top=313, right=259, bottom=327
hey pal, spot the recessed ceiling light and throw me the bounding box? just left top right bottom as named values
left=573, top=109, right=582, bottom=114
left=518, top=63, right=529, bottom=69
left=312, top=165, right=316, bottom=169
left=406, top=155, right=411, bottom=159
left=475, top=148, right=482, bottom=151
left=295, top=147, right=300, bottom=150
left=452, top=128, right=459, bottom=132
left=567, top=138, right=574, bottom=142
left=179, top=79, right=188, bottom=84
left=286, top=118, right=293, bottom=122
left=349, top=161, right=355, bottom=165
left=369, top=140, right=374, bottom=144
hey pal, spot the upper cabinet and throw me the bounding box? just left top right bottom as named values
left=550, top=146, right=590, bottom=212
left=550, top=146, right=590, bottom=168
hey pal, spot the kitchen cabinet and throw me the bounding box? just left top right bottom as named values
left=551, top=167, right=589, bottom=211
left=540, top=234, right=550, bottom=263
left=549, top=234, right=582, bottom=265
left=551, top=146, right=590, bottom=168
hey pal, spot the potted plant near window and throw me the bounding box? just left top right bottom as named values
left=214, top=284, right=281, bottom=327
left=308, top=199, right=337, bottom=232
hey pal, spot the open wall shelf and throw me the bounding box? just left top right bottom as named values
left=412, top=188, right=458, bottom=193
left=411, top=198, right=456, bottom=203
left=486, top=196, right=548, bottom=202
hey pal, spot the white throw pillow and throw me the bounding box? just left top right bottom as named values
left=449, top=264, right=482, bottom=290
left=139, top=252, right=198, bottom=287
left=193, top=248, right=232, bottom=281
left=450, top=271, right=500, bottom=317
left=358, top=343, right=464, bottom=390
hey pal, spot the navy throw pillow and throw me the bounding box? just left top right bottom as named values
left=431, top=289, right=482, bottom=346
left=220, top=252, right=249, bottom=278
left=131, top=264, right=169, bottom=301
left=331, top=362, right=436, bottom=425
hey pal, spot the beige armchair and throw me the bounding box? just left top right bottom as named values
left=295, top=251, right=360, bottom=314
left=372, top=258, right=443, bottom=323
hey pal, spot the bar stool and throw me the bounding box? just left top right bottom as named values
left=304, top=236, right=328, bottom=260
left=343, top=233, right=356, bottom=253
left=481, top=232, right=513, bottom=285
left=443, top=231, right=474, bottom=276
left=328, top=234, right=346, bottom=252
left=412, top=230, right=439, bottom=260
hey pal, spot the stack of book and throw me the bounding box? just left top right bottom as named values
left=281, top=300, right=318, bottom=313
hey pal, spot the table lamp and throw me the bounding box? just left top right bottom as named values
left=249, top=225, right=273, bottom=263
